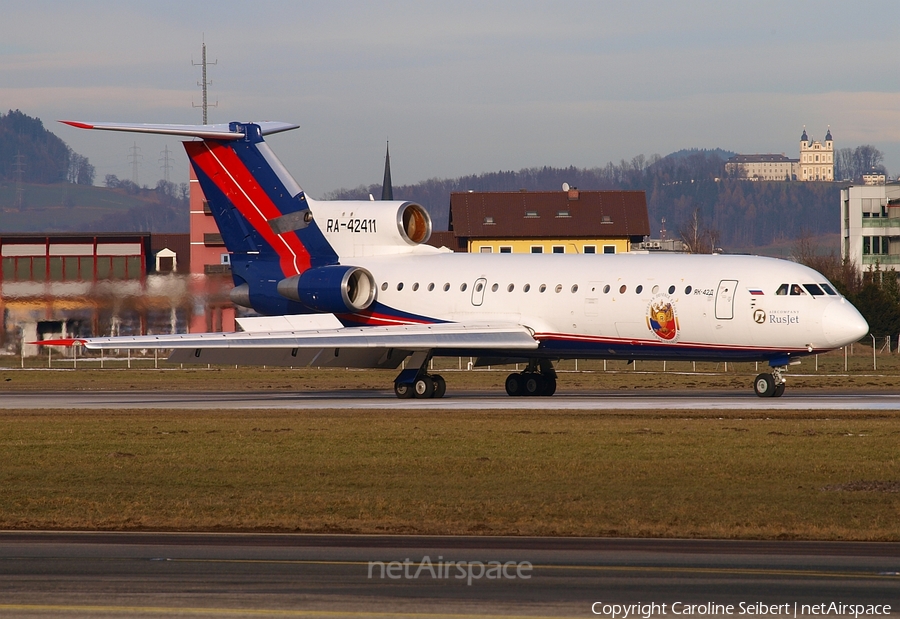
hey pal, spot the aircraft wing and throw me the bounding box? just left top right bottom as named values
left=76, top=322, right=538, bottom=351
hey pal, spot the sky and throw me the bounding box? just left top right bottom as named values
left=3, top=1, right=900, bottom=198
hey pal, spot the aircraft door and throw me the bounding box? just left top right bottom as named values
left=471, top=278, right=487, bottom=306
left=715, top=279, right=738, bottom=320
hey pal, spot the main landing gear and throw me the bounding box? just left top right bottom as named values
left=753, top=363, right=787, bottom=398
left=393, top=351, right=446, bottom=399
left=505, top=359, right=557, bottom=397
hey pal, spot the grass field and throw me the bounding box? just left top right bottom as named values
left=0, top=347, right=898, bottom=540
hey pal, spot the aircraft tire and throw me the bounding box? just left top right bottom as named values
left=432, top=375, right=446, bottom=398
left=753, top=373, right=776, bottom=397
left=394, top=381, right=414, bottom=399
left=414, top=376, right=435, bottom=399
left=505, top=373, right=524, bottom=396
left=524, top=373, right=543, bottom=396
left=542, top=377, right=557, bottom=396
left=773, top=382, right=785, bottom=398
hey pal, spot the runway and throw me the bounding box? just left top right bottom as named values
left=0, top=389, right=899, bottom=410
left=0, top=532, right=897, bottom=618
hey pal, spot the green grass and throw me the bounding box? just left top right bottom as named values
left=0, top=409, right=897, bottom=539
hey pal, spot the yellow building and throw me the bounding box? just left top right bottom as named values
left=443, top=188, right=649, bottom=254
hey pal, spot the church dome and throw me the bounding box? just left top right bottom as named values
left=801, top=128, right=808, bottom=142
left=825, top=128, right=832, bottom=141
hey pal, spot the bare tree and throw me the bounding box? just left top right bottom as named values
left=679, top=209, right=720, bottom=254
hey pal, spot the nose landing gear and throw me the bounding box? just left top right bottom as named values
left=754, top=363, right=787, bottom=398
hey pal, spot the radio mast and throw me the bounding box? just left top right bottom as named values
left=192, top=38, right=217, bottom=124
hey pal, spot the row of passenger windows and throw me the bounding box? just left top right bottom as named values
left=382, top=281, right=693, bottom=295
left=775, top=283, right=837, bottom=296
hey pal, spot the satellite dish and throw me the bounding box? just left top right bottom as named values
left=562, top=182, right=570, bottom=192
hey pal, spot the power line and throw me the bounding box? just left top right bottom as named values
left=192, top=37, right=217, bottom=125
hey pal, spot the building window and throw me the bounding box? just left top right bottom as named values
left=499, top=246, right=512, bottom=253
left=480, top=246, right=492, bottom=253
left=863, top=237, right=870, bottom=255
left=531, top=246, right=543, bottom=254
left=603, top=245, right=616, bottom=254
left=552, top=246, right=564, bottom=254
left=525, top=210, right=539, bottom=218
left=583, top=245, right=596, bottom=254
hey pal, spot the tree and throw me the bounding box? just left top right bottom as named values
left=679, top=208, right=720, bottom=254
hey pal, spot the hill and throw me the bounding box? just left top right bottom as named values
left=0, top=181, right=188, bottom=233
left=326, top=150, right=842, bottom=252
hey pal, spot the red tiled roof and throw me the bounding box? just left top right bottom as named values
left=450, top=190, right=649, bottom=239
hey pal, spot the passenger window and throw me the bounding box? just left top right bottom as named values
left=539, top=284, right=547, bottom=293
left=412, top=283, right=419, bottom=291
left=603, top=285, right=610, bottom=293
left=790, top=284, right=805, bottom=296
left=571, top=284, right=578, bottom=293
left=652, top=285, right=659, bottom=294
left=635, top=285, right=643, bottom=294
left=475, top=282, right=484, bottom=292
left=685, top=285, right=692, bottom=295
left=507, top=284, right=515, bottom=292
left=397, top=282, right=404, bottom=291
left=523, top=284, right=530, bottom=292
left=460, top=283, right=467, bottom=292
left=668, top=285, right=676, bottom=294
left=555, top=284, right=562, bottom=293
left=381, top=282, right=388, bottom=291
left=427, top=283, right=435, bottom=291
left=619, top=285, right=627, bottom=294
left=443, top=283, right=450, bottom=291
left=803, top=284, right=825, bottom=296
left=776, top=284, right=788, bottom=295
left=491, top=283, right=499, bottom=292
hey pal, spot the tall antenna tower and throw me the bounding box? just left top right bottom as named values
left=128, top=142, right=142, bottom=185
left=159, top=145, right=173, bottom=183
left=192, top=38, right=217, bottom=125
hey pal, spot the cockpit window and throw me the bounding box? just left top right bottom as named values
left=820, top=283, right=837, bottom=295
left=803, top=284, right=825, bottom=296
left=775, top=284, right=788, bottom=295
left=790, top=284, right=805, bottom=296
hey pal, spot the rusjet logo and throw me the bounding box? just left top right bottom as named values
left=768, top=310, right=800, bottom=325
left=646, top=294, right=679, bottom=342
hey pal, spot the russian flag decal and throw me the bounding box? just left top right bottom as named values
left=749, top=289, right=764, bottom=296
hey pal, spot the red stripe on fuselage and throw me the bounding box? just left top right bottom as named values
left=185, top=141, right=310, bottom=276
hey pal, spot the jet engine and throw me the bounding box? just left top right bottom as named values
left=276, top=265, right=376, bottom=314
left=309, top=199, right=433, bottom=257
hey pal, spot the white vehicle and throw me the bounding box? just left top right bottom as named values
left=59, top=120, right=869, bottom=399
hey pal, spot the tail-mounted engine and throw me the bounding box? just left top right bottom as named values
left=310, top=200, right=433, bottom=257
left=276, top=265, right=376, bottom=314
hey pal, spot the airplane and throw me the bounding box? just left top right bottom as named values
left=55, top=119, right=869, bottom=399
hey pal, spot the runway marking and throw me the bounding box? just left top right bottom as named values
left=0, top=604, right=578, bottom=618
left=164, top=558, right=900, bottom=580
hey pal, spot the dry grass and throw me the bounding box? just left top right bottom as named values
left=1, top=409, right=898, bottom=540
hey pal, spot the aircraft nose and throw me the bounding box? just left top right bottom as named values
left=822, top=298, right=869, bottom=347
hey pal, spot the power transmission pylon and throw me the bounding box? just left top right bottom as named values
left=13, top=152, right=25, bottom=210
left=159, top=145, right=173, bottom=184
left=192, top=38, right=217, bottom=125
left=128, top=142, right=142, bottom=185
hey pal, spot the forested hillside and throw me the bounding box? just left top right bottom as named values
left=326, top=149, right=842, bottom=252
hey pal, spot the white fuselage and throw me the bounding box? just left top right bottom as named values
left=343, top=249, right=868, bottom=361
